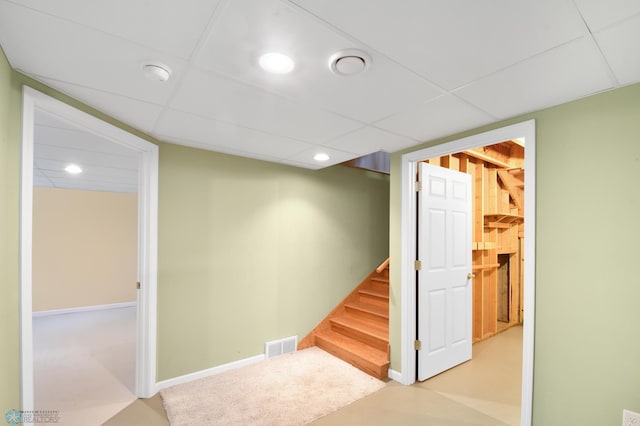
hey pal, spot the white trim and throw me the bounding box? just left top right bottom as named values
left=20, top=85, right=36, bottom=413
left=156, top=354, right=266, bottom=391
left=387, top=369, right=402, bottom=382
left=398, top=120, right=536, bottom=426
left=32, top=302, right=137, bottom=317
left=20, top=87, right=160, bottom=410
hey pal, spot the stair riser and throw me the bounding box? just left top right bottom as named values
left=359, top=293, right=388, bottom=308
left=369, top=280, right=389, bottom=292
left=344, top=305, right=388, bottom=324
left=315, top=336, right=389, bottom=379
left=330, top=321, right=388, bottom=352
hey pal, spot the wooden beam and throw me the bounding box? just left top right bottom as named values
left=485, top=222, right=511, bottom=229
left=510, top=138, right=525, bottom=148
left=497, top=170, right=524, bottom=210
left=463, top=149, right=512, bottom=169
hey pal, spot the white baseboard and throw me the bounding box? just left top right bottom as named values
left=388, top=368, right=403, bottom=383
left=156, top=353, right=266, bottom=391
left=33, top=301, right=136, bottom=317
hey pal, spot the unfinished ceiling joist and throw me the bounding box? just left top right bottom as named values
left=462, top=149, right=512, bottom=168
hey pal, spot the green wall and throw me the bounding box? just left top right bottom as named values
left=0, top=46, right=20, bottom=413
left=390, top=83, right=640, bottom=425
left=157, top=143, right=389, bottom=379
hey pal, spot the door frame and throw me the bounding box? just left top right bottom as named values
left=20, top=87, right=159, bottom=410
left=398, top=120, right=536, bottom=425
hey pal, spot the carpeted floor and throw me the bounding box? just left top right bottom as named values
left=160, top=347, right=386, bottom=426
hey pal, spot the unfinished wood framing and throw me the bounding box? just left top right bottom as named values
left=422, top=140, right=525, bottom=343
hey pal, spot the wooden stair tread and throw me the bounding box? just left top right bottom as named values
left=359, top=287, right=389, bottom=299
left=371, top=277, right=389, bottom=284
left=316, top=330, right=388, bottom=366
left=331, top=315, right=389, bottom=340
left=345, top=300, right=389, bottom=319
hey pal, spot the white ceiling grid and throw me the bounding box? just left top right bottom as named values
left=33, top=111, right=139, bottom=193
left=0, top=0, right=638, bottom=184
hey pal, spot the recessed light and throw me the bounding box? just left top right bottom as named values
left=142, top=63, right=171, bottom=81
left=314, top=153, right=330, bottom=162
left=64, top=164, right=82, bottom=174
left=329, top=49, right=371, bottom=76
left=259, top=52, right=295, bottom=74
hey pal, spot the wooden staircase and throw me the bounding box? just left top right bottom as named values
left=298, top=259, right=390, bottom=379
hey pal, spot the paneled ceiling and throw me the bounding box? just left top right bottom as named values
left=34, top=111, right=139, bottom=193
left=1, top=0, right=639, bottom=174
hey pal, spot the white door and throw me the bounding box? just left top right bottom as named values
left=417, top=162, right=473, bottom=381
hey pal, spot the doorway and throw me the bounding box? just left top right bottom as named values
left=31, top=109, right=140, bottom=422
left=20, top=87, right=160, bottom=411
left=399, top=120, right=536, bottom=425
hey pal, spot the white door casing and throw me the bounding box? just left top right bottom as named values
left=20, top=87, right=159, bottom=410
left=417, top=163, right=473, bottom=381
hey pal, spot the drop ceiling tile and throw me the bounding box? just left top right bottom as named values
left=0, top=2, right=188, bottom=105
left=325, top=126, right=419, bottom=155
left=195, top=0, right=443, bottom=122
left=283, top=146, right=359, bottom=169
left=6, top=0, right=222, bottom=59
left=33, top=175, right=53, bottom=188
left=375, top=95, right=496, bottom=142
left=454, top=37, right=614, bottom=119
left=41, top=170, right=138, bottom=185
left=35, top=121, right=139, bottom=158
left=573, top=0, right=640, bottom=31
left=169, top=68, right=362, bottom=143
left=155, top=109, right=313, bottom=160
left=37, top=78, right=165, bottom=134
left=35, top=110, right=77, bottom=131
left=290, top=0, right=587, bottom=90
left=34, top=144, right=138, bottom=171
left=34, top=158, right=138, bottom=190
left=594, top=14, right=640, bottom=85
left=39, top=178, right=138, bottom=193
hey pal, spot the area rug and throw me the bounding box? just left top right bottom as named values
left=160, top=347, right=386, bottom=425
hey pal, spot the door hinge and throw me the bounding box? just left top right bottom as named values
left=414, top=340, right=422, bottom=351
left=136, top=281, right=141, bottom=290
left=415, top=181, right=422, bottom=192
left=414, top=260, right=422, bottom=271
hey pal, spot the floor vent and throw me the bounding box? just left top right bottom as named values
left=265, top=336, right=297, bottom=359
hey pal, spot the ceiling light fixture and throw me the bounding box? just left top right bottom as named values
left=313, top=153, right=330, bottom=162
left=259, top=52, right=295, bottom=74
left=64, top=164, right=83, bottom=175
left=329, top=49, right=371, bottom=76
left=142, top=63, right=172, bottom=82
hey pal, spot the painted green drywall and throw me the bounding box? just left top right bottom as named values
left=0, top=46, right=20, bottom=413
left=390, top=83, right=640, bottom=426
left=157, top=142, right=389, bottom=379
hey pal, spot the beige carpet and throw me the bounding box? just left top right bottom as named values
left=160, top=347, right=386, bottom=425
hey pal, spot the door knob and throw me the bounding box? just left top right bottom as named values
left=467, top=273, right=476, bottom=279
